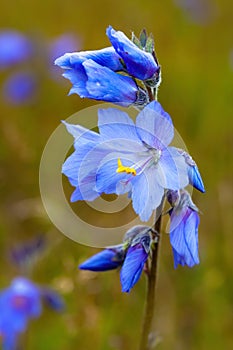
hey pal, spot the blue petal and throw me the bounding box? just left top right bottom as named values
left=188, top=165, right=205, bottom=193
left=62, top=68, right=90, bottom=98
left=120, top=245, right=148, bottom=293
left=79, top=248, right=124, bottom=271
left=158, top=147, right=189, bottom=190
left=98, top=108, right=144, bottom=151
left=54, top=47, right=123, bottom=72
left=131, top=167, right=164, bottom=221
left=83, top=59, right=138, bottom=106
left=136, top=102, right=174, bottom=149
left=63, top=141, right=111, bottom=201
left=96, top=154, right=136, bottom=194
left=170, top=209, right=200, bottom=268
left=106, top=26, right=158, bottom=80
left=62, top=121, right=101, bottom=148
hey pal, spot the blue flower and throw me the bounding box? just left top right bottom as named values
left=0, top=30, right=32, bottom=69
left=178, top=149, right=205, bottom=193
left=120, top=231, right=151, bottom=293
left=62, top=101, right=189, bottom=221
left=78, top=226, right=152, bottom=293
left=55, top=56, right=147, bottom=106
left=2, top=71, right=37, bottom=105
left=0, top=277, right=64, bottom=350
left=79, top=246, right=125, bottom=271
left=167, top=190, right=200, bottom=268
left=106, top=26, right=160, bottom=81
left=0, top=277, right=41, bottom=350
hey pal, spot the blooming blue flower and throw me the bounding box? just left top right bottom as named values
left=79, top=246, right=125, bottom=271
left=120, top=230, right=151, bottom=293
left=2, top=71, right=37, bottom=104
left=0, top=277, right=64, bottom=350
left=56, top=56, right=147, bottom=106
left=106, top=26, right=160, bottom=81
left=0, top=30, right=32, bottom=69
left=62, top=101, right=189, bottom=221
left=167, top=189, right=200, bottom=268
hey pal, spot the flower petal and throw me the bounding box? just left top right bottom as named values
left=136, top=101, right=174, bottom=148
left=98, top=108, right=144, bottom=151
left=79, top=248, right=124, bottom=271
left=120, top=245, right=148, bottom=292
left=170, top=209, right=200, bottom=268
left=131, top=167, right=164, bottom=221
left=83, top=59, right=138, bottom=106
left=54, top=47, right=124, bottom=72
left=106, top=26, right=158, bottom=80
left=158, top=147, right=189, bottom=190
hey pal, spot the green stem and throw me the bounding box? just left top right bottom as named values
left=138, top=201, right=164, bottom=350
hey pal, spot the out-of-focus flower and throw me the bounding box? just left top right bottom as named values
left=0, top=30, right=32, bottom=69
left=167, top=189, right=200, bottom=268
left=2, top=71, right=37, bottom=105
left=48, top=34, right=80, bottom=63
left=0, top=277, right=64, bottom=350
left=62, top=101, right=189, bottom=221
left=9, top=235, right=46, bottom=271
left=79, top=226, right=152, bottom=293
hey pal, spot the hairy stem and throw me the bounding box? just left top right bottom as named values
left=139, top=201, right=164, bottom=350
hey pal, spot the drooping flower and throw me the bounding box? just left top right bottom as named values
left=79, top=245, right=125, bottom=271
left=178, top=149, right=205, bottom=193
left=0, top=277, right=64, bottom=350
left=167, top=189, right=200, bottom=268
left=106, top=26, right=160, bottom=81
left=62, top=101, right=189, bottom=221
left=120, top=229, right=151, bottom=292
left=79, top=226, right=152, bottom=293
left=0, top=30, right=32, bottom=69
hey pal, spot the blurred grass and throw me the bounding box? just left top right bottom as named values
left=0, top=0, right=233, bottom=349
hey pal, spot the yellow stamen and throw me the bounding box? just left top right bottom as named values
left=116, top=158, right=136, bottom=176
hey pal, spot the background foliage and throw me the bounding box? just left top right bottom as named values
left=0, top=0, right=232, bottom=349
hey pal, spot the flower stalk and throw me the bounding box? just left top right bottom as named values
left=139, top=200, right=164, bottom=350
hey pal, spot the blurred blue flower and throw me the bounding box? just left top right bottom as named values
left=79, top=226, right=152, bottom=293
left=167, top=190, right=200, bottom=268
left=62, top=101, right=189, bottom=221
left=55, top=56, right=147, bottom=106
left=2, top=71, right=37, bottom=105
left=0, top=277, right=64, bottom=350
left=106, top=26, right=160, bottom=81
left=79, top=246, right=125, bottom=271
left=0, top=30, right=32, bottom=69
left=49, top=33, right=80, bottom=63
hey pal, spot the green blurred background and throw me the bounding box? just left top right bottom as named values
left=0, top=0, right=233, bottom=349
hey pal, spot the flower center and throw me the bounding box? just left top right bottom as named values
left=116, top=158, right=136, bottom=176
left=116, top=148, right=161, bottom=177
